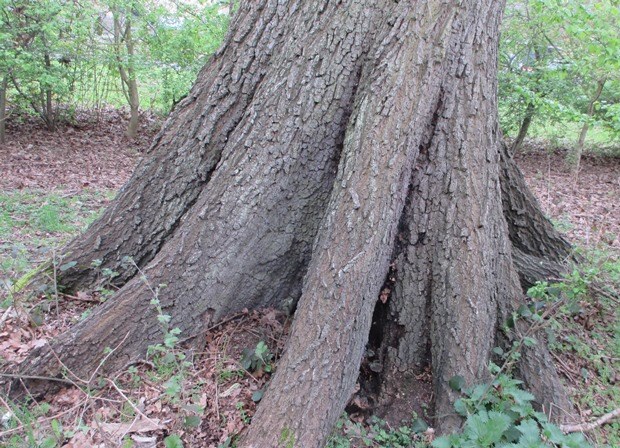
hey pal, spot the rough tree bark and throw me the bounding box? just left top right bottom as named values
left=13, top=1, right=576, bottom=447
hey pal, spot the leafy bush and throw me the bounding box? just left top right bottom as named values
left=432, top=374, right=590, bottom=448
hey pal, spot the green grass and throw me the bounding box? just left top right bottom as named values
left=0, top=189, right=113, bottom=293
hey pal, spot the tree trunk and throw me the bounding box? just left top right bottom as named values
left=13, top=1, right=574, bottom=446
left=567, top=78, right=606, bottom=175
left=0, top=75, right=7, bottom=144
left=43, top=52, right=57, bottom=132
left=510, top=48, right=542, bottom=155
left=511, top=101, right=535, bottom=154
left=113, top=14, right=140, bottom=139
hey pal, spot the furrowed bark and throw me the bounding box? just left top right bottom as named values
left=15, top=0, right=380, bottom=395
left=242, top=2, right=502, bottom=445
left=57, top=0, right=291, bottom=290
left=499, top=141, right=575, bottom=287
left=12, top=0, right=577, bottom=444
left=362, top=0, right=571, bottom=434
left=375, top=0, right=515, bottom=434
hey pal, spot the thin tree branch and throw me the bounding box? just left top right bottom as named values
left=559, top=408, right=620, bottom=433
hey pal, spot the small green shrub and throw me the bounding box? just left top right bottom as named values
left=432, top=374, right=590, bottom=448
left=239, top=341, right=273, bottom=373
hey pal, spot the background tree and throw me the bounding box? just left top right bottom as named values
left=0, top=0, right=229, bottom=139
left=499, top=0, right=620, bottom=161
left=109, top=0, right=141, bottom=138
left=0, top=0, right=92, bottom=131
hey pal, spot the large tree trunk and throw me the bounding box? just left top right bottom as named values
left=13, top=1, right=574, bottom=446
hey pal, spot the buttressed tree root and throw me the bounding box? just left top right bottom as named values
left=12, top=1, right=575, bottom=447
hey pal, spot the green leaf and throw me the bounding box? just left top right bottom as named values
left=59, top=261, right=77, bottom=271
left=508, top=388, right=535, bottom=406
left=517, top=304, right=532, bottom=318
left=516, top=418, right=542, bottom=444
left=255, top=341, right=268, bottom=358
left=252, top=389, right=264, bottom=402
left=164, top=434, right=184, bottom=448
left=453, top=398, right=468, bottom=417
left=39, top=438, right=57, bottom=448
left=541, top=422, right=565, bottom=444
left=470, top=411, right=512, bottom=445
left=448, top=375, right=466, bottom=392
left=411, top=418, right=428, bottom=433
left=431, top=436, right=452, bottom=448
left=184, top=415, right=201, bottom=428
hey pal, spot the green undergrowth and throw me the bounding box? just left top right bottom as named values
left=531, top=249, right=620, bottom=447
left=0, top=189, right=114, bottom=300
left=526, top=122, right=620, bottom=157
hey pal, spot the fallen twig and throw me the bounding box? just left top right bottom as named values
left=559, top=408, right=620, bottom=433
left=105, top=378, right=161, bottom=429
left=0, top=373, right=74, bottom=386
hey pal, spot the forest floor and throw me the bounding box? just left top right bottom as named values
left=0, top=112, right=618, bottom=447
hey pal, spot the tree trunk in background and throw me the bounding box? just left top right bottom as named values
left=113, top=14, right=140, bottom=139
left=14, top=1, right=574, bottom=446
left=568, top=78, right=606, bottom=175
left=510, top=48, right=542, bottom=155
left=0, top=76, right=7, bottom=143
left=511, top=101, right=535, bottom=154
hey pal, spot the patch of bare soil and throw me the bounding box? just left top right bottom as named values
left=515, top=147, right=620, bottom=251
left=0, top=109, right=158, bottom=191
